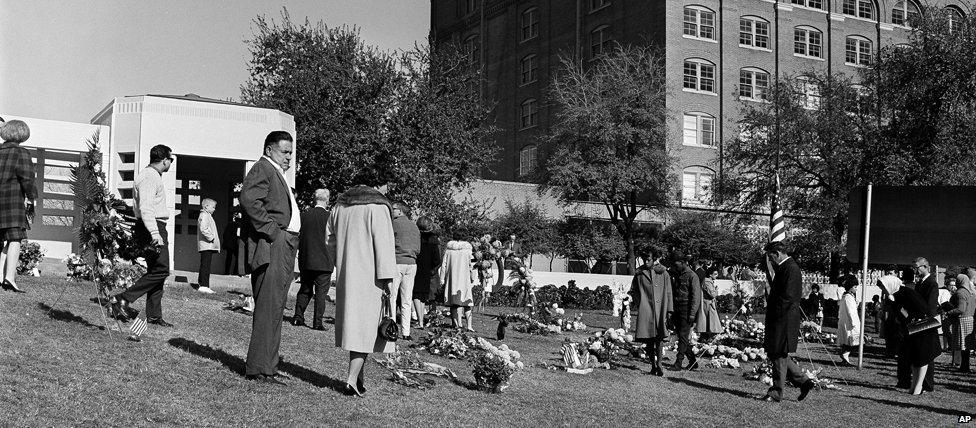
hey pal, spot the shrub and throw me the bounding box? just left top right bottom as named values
left=474, top=283, right=615, bottom=310
left=17, top=241, right=45, bottom=275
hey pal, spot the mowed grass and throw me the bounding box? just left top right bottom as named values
left=1, top=275, right=973, bottom=427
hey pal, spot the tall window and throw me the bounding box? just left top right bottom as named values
left=590, top=0, right=610, bottom=11
left=590, top=25, right=612, bottom=57
left=683, top=6, right=716, bottom=40
left=790, top=0, right=823, bottom=9
left=842, top=0, right=875, bottom=19
left=892, top=1, right=921, bottom=27
left=520, top=99, right=538, bottom=129
left=520, top=55, right=537, bottom=85
left=739, top=68, right=770, bottom=101
left=845, top=36, right=873, bottom=66
left=519, top=145, right=538, bottom=177
left=683, top=59, right=716, bottom=93
left=682, top=167, right=715, bottom=205
left=796, top=77, right=821, bottom=110
left=682, top=113, right=716, bottom=147
left=794, top=26, right=823, bottom=58
left=948, top=6, right=966, bottom=33
left=464, top=35, right=480, bottom=69
left=521, top=7, right=539, bottom=41
left=739, top=16, right=770, bottom=49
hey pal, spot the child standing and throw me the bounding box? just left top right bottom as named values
left=196, top=198, right=220, bottom=294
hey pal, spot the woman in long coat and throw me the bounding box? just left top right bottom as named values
left=837, top=282, right=862, bottom=365
left=327, top=184, right=397, bottom=396
left=412, top=216, right=443, bottom=328
left=944, top=274, right=975, bottom=372
left=0, top=120, right=36, bottom=293
left=441, top=235, right=474, bottom=330
left=695, top=268, right=723, bottom=340
left=631, top=252, right=672, bottom=376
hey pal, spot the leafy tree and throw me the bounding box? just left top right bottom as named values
left=491, top=200, right=557, bottom=269
left=559, top=219, right=625, bottom=274
left=721, top=72, right=879, bottom=276
left=241, top=11, right=400, bottom=206
left=542, top=45, right=675, bottom=274
left=866, top=8, right=976, bottom=186
left=660, top=211, right=757, bottom=265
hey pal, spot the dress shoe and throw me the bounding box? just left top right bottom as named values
left=1, top=280, right=25, bottom=293
left=311, top=323, right=326, bottom=331
left=292, top=317, right=306, bottom=327
left=651, top=366, right=664, bottom=376
left=798, top=380, right=815, bottom=402
left=686, top=357, right=699, bottom=371
left=343, top=383, right=362, bottom=396
left=147, top=318, right=174, bottom=327
left=247, top=374, right=286, bottom=386
left=760, top=394, right=782, bottom=403
left=357, top=378, right=367, bottom=394
left=111, top=297, right=138, bottom=321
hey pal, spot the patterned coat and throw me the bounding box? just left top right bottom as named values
left=0, top=142, right=37, bottom=230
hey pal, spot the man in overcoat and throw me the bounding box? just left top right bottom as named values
left=762, top=241, right=815, bottom=402
left=671, top=253, right=702, bottom=371
left=293, top=188, right=332, bottom=330
left=241, top=131, right=300, bottom=385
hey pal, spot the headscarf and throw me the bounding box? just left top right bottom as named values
left=878, top=274, right=902, bottom=298
left=956, top=274, right=976, bottom=297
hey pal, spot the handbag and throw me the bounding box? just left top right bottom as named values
left=907, top=316, right=940, bottom=336
left=378, top=289, right=399, bottom=342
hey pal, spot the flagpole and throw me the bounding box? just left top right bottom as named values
left=857, top=183, right=873, bottom=369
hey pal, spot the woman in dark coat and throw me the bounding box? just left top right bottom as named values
left=631, top=250, right=673, bottom=376
left=882, top=278, right=941, bottom=395
left=0, top=120, right=36, bottom=293
left=413, top=216, right=443, bottom=328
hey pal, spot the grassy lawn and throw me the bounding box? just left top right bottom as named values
left=1, top=275, right=973, bottom=427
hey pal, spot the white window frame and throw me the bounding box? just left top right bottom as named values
left=682, top=112, right=717, bottom=148
left=892, top=1, right=922, bottom=27
left=739, top=16, right=771, bottom=51
left=520, top=99, right=539, bottom=129
left=521, top=7, right=539, bottom=41
left=845, top=36, right=873, bottom=67
left=682, top=167, right=715, bottom=206
left=796, top=77, right=821, bottom=110
left=683, top=59, right=716, bottom=94
left=842, top=0, right=875, bottom=20
left=794, top=26, right=823, bottom=60
left=519, top=145, right=538, bottom=177
left=520, top=54, right=537, bottom=85
left=683, top=6, right=716, bottom=41
left=790, top=0, right=824, bottom=10
left=739, top=68, right=770, bottom=102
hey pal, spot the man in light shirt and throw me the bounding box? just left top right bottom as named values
left=112, top=144, right=174, bottom=326
left=240, top=131, right=300, bottom=385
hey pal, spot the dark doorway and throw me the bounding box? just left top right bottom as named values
left=173, top=155, right=246, bottom=274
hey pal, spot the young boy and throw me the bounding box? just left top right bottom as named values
left=196, top=198, right=220, bottom=294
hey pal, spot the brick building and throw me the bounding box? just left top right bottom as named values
left=431, top=0, right=969, bottom=210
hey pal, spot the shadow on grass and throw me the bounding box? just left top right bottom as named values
left=37, top=302, right=104, bottom=330
left=167, top=338, right=346, bottom=393
left=667, top=376, right=756, bottom=399
left=849, top=394, right=966, bottom=416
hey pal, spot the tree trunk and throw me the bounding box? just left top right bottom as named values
left=623, top=220, right=636, bottom=275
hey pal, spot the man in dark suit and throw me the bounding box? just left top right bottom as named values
left=241, top=131, right=300, bottom=385
left=670, top=253, right=702, bottom=371
left=900, top=257, right=938, bottom=391
left=762, top=241, right=815, bottom=402
left=292, top=188, right=332, bottom=331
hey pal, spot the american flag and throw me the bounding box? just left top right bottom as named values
left=129, top=317, right=148, bottom=337
left=766, top=173, right=786, bottom=282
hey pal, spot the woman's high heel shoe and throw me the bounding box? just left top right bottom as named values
left=1, top=280, right=25, bottom=293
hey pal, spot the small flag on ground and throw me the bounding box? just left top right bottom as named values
left=129, top=317, right=148, bottom=337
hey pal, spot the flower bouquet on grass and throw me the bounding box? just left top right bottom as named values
left=472, top=337, right=523, bottom=393
left=374, top=349, right=460, bottom=390
left=723, top=318, right=766, bottom=342
left=94, top=258, right=145, bottom=292
left=743, top=360, right=773, bottom=386
left=416, top=328, right=481, bottom=359
left=502, top=312, right=559, bottom=335
left=63, top=253, right=93, bottom=281
left=583, top=328, right=637, bottom=367
left=803, top=367, right=841, bottom=390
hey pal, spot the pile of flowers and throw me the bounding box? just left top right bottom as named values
left=723, top=318, right=766, bottom=342
left=502, top=312, right=559, bottom=335
left=374, top=349, right=460, bottom=390
left=472, top=235, right=502, bottom=285
left=557, top=312, right=588, bottom=332
left=63, top=253, right=93, bottom=280
left=709, top=355, right=741, bottom=369
left=93, top=258, right=146, bottom=291
left=804, top=367, right=841, bottom=390
left=800, top=320, right=837, bottom=343
left=508, top=266, right=538, bottom=311
left=416, top=328, right=481, bottom=359
left=585, top=328, right=637, bottom=364
left=743, top=360, right=773, bottom=385
left=472, top=337, right=524, bottom=393
left=696, top=341, right=767, bottom=362
left=17, top=241, right=44, bottom=276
